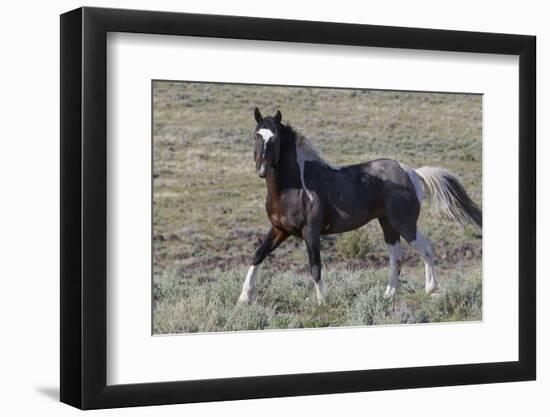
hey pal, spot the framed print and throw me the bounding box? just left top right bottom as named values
left=60, top=6, right=536, bottom=409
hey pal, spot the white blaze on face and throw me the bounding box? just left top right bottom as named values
left=257, top=128, right=274, bottom=157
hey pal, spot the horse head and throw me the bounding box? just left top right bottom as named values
left=253, top=107, right=283, bottom=178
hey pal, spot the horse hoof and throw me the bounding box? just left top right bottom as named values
left=238, top=289, right=256, bottom=304
left=384, top=285, right=396, bottom=299
left=425, top=282, right=438, bottom=295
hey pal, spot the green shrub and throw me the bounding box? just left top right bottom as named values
left=335, top=228, right=374, bottom=260
left=223, top=303, right=271, bottom=331
left=346, top=287, right=393, bottom=326
left=433, top=272, right=482, bottom=321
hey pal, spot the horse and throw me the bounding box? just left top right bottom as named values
left=238, top=108, right=482, bottom=305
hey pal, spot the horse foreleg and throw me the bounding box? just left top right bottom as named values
left=410, top=230, right=438, bottom=294
left=238, top=265, right=260, bottom=304
left=238, top=227, right=288, bottom=303
left=303, top=225, right=324, bottom=304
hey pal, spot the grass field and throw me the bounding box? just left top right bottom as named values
left=152, top=81, right=483, bottom=334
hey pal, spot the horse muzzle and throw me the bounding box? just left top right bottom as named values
left=258, top=163, right=267, bottom=178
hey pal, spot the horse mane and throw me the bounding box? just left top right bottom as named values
left=284, top=124, right=328, bottom=164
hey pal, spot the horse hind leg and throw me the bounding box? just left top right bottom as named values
left=378, top=217, right=403, bottom=299
left=410, top=230, right=438, bottom=294
left=382, top=214, right=438, bottom=295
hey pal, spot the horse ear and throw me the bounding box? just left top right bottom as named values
left=254, top=107, right=263, bottom=124
left=274, top=110, right=282, bottom=123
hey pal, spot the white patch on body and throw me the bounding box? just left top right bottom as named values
left=238, top=265, right=260, bottom=303
left=400, top=162, right=424, bottom=204
left=410, top=231, right=438, bottom=294
left=314, top=279, right=326, bottom=304
left=295, top=143, right=315, bottom=202
left=333, top=204, right=350, bottom=219
left=384, top=242, right=402, bottom=299
left=293, top=132, right=341, bottom=199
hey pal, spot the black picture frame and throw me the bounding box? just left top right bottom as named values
left=60, top=6, right=536, bottom=410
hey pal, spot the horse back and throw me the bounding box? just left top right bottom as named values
left=308, top=159, right=420, bottom=235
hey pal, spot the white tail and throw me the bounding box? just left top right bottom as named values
left=414, top=167, right=482, bottom=228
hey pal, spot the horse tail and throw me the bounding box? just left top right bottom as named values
left=414, top=167, right=482, bottom=229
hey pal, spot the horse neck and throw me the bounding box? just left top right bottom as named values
left=265, top=136, right=301, bottom=199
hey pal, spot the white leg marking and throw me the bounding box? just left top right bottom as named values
left=384, top=242, right=403, bottom=299
left=315, top=279, right=326, bottom=305
left=411, top=231, right=438, bottom=294
left=238, top=265, right=259, bottom=303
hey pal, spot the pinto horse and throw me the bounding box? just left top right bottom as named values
left=238, top=108, right=482, bottom=304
